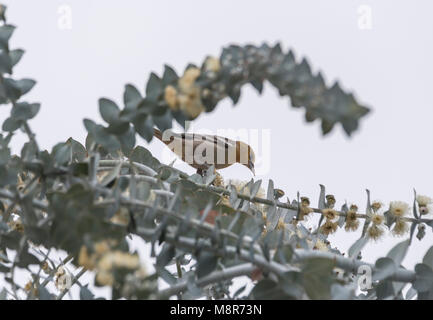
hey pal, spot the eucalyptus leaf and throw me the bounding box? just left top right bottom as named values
left=373, top=257, right=396, bottom=282
left=123, top=84, right=142, bottom=110
left=422, top=246, right=433, bottom=270
left=9, top=48, right=24, bottom=67
left=387, top=239, right=410, bottom=266
left=99, top=98, right=120, bottom=124
left=146, top=72, right=162, bottom=101
left=80, top=286, right=95, bottom=300
left=348, top=236, right=368, bottom=259
left=413, top=264, right=433, bottom=293
left=196, top=251, right=218, bottom=279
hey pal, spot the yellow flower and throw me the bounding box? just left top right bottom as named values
left=392, top=218, right=409, bottom=236
left=227, top=179, right=246, bottom=193
left=78, top=245, right=96, bottom=270
left=371, top=200, right=383, bottom=212
left=24, top=281, right=33, bottom=292
left=218, top=195, right=231, bottom=208
left=113, top=251, right=140, bottom=269
left=94, top=251, right=140, bottom=287
left=204, top=56, right=221, bottom=73
left=276, top=218, right=286, bottom=230
left=389, top=201, right=409, bottom=218
left=299, top=197, right=313, bottom=220
left=179, top=67, right=201, bottom=92
left=110, top=207, right=130, bottom=226
left=55, top=266, right=72, bottom=291
left=349, top=204, right=358, bottom=212
left=274, top=189, right=285, bottom=199
left=164, top=85, right=179, bottom=110
left=178, top=67, right=205, bottom=119
left=8, top=218, right=24, bottom=233
left=301, top=197, right=310, bottom=206
left=299, top=205, right=313, bottom=221
left=370, top=213, right=384, bottom=226
left=367, top=225, right=384, bottom=241
left=346, top=209, right=357, bottom=221
left=97, top=253, right=114, bottom=272
left=55, top=266, right=65, bottom=277
left=94, top=240, right=111, bottom=256
left=344, top=219, right=359, bottom=232
left=78, top=240, right=118, bottom=270
left=134, top=266, right=148, bottom=280
left=345, top=205, right=359, bottom=232
left=322, top=208, right=338, bottom=221
left=313, top=239, right=329, bottom=252
left=96, top=270, right=114, bottom=287
left=326, top=195, right=336, bottom=208
left=97, top=251, right=140, bottom=272
left=41, top=261, right=50, bottom=274
left=213, top=172, right=224, bottom=187
left=320, top=220, right=338, bottom=235
left=416, top=195, right=432, bottom=207
left=227, top=179, right=265, bottom=212
left=178, top=88, right=205, bottom=119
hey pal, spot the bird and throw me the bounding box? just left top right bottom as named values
left=153, top=128, right=255, bottom=176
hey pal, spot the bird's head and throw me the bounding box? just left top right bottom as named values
left=236, top=141, right=256, bottom=176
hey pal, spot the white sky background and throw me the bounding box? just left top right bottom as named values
left=1, top=0, right=433, bottom=298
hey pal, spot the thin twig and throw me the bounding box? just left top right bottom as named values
left=22, top=121, right=39, bottom=152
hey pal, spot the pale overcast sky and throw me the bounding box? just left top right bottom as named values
left=1, top=0, right=433, bottom=297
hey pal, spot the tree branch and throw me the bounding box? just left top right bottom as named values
left=157, top=263, right=256, bottom=299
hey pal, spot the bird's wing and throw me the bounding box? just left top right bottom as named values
left=157, top=130, right=238, bottom=169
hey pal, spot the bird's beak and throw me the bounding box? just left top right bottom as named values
left=248, top=160, right=255, bottom=176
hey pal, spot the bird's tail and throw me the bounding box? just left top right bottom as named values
left=153, top=128, right=163, bottom=141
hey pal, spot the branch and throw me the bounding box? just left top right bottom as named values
left=136, top=226, right=294, bottom=277
left=136, top=226, right=417, bottom=288
left=98, top=160, right=157, bottom=177
left=293, top=249, right=416, bottom=283
left=96, top=163, right=433, bottom=225
left=0, top=189, right=47, bottom=211
left=95, top=195, right=254, bottom=248
left=200, top=184, right=432, bottom=224
left=157, top=263, right=256, bottom=299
